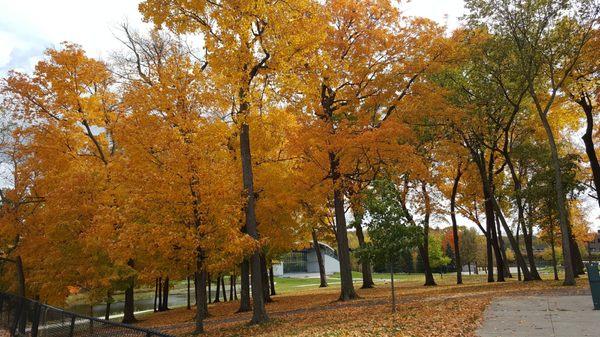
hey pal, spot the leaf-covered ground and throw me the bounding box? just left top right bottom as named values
left=136, top=276, right=589, bottom=337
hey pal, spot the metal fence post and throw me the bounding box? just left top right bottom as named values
left=10, top=297, right=23, bottom=336
left=31, top=301, right=41, bottom=337
left=69, top=315, right=76, bottom=337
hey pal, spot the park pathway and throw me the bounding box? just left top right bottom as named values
left=476, top=294, right=598, bottom=337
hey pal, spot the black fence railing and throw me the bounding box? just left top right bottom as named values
left=0, top=292, right=173, bottom=337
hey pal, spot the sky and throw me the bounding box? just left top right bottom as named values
left=0, top=0, right=467, bottom=76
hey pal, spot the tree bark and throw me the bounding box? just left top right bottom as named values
left=221, top=276, right=227, bottom=302
left=260, top=254, right=272, bottom=303
left=570, top=234, right=585, bottom=276
left=207, top=273, right=212, bottom=304
left=269, top=264, right=276, bottom=296
left=420, top=182, right=436, bottom=286
left=504, top=152, right=542, bottom=280
left=524, top=204, right=542, bottom=280
left=549, top=222, right=559, bottom=281
left=330, top=152, right=358, bottom=300
left=536, top=111, right=575, bottom=285
left=122, top=283, right=136, bottom=324
left=122, top=259, right=136, bottom=324
left=237, top=260, right=251, bottom=312
left=576, top=95, right=600, bottom=206
left=153, top=278, right=158, bottom=312
left=450, top=166, right=463, bottom=285
left=312, top=229, right=328, bottom=288
left=157, top=276, right=163, bottom=310
left=493, top=199, right=532, bottom=281
left=192, top=255, right=208, bottom=335
left=353, top=211, right=375, bottom=288
left=105, top=292, right=112, bottom=320
left=239, top=122, right=269, bottom=323
left=230, top=273, right=235, bottom=300
left=390, top=259, right=396, bottom=313
left=496, top=216, right=512, bottom=278
left=474, top=150, right=505, bottom=282
left=161, top=277, right=170, bottom=311
left=213, top=276, right=221, bottom=303
left=187, top=275, right=191, bottom=310
left=486, top=233, right=494, bottom=282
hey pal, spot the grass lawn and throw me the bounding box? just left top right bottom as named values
left=66, top=268, right=566, bottom=307
left=130, top=272, right=589, bottom=337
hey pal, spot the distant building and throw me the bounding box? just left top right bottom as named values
left=272, top=242, right=340, bottom=277
left=589, top=230, right=600, bottom=253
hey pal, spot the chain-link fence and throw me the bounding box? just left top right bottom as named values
left=0, top=292, right=172, bottom=337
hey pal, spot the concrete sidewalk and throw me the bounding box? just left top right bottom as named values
left=477, top=295, right=599, bottom=337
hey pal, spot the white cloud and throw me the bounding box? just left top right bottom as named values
left=0, top=0, right=467, bottom=75
left=0, top=0, right=150, bottom=75
left=402, top=0, right=466, bottom=30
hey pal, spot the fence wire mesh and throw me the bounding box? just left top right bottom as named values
left=0, top=292, right=172, bottom=337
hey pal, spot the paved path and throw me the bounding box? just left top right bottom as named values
left=477, top=295, right=599, bottom=337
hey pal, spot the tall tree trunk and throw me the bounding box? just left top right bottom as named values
left=122, top=259, right=136, bottom=324
left=233, top=276, right=238, bottom=301
left=269, top=264, right=276, bottom=296
left=207, top=273, right=212, bottom=304
left=187, top=275, right=191, bottom=310
left=221, top=276, right=227, bottom=302
left=230, top=273, right=235, bottom=300
left=352, top=211, right=375, bottom=288
left=233, top=273, right=238, bottom=300
left=576, top=95, right=600, bottom=206
left=157, top=276, right=163, bottom=310
left=239, top=122, right=269, bottom=322
left=122, top=283, right=136, bottom=324
left=390, top=259, right=396, bottom=313
left=496, top=216, right=512, bottom=278
left=524, top=204, right=542, bottom=280
left=516, top=224, right=522, bottom=281
left=312, top=229, right=328, bottom=288
left=213, top=276, right=221, bottom=303
left=549, top=221, right=559, bottom=281
left=486, top=233, right=494, bottom=282
left=193, top=254, right=208, bottom=335
left=493, top=200, right=532, bottom=281
left=237, top=260, right=251, bottom=312
left=477, top=150, right=506, bottom=282
left=105, top=291, right=112, bottom=320
left=330, top=152, right=358, bottom=300
left=570, top=234, right=585, bottom=276
left=536, top=111, right=575, bottom=285
left=260, top=254, right=272, bottom=303
left=421, top=182, right=436, bottom=286
left=153, top=278, right=159, bottom=312
left=161, top=277, right=170, bottom=311
left=505, top=153, right=542, bottom=280
left=450, top=165, right=463, bottom=285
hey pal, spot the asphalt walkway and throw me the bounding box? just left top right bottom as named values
left=476, top=294, right=599, bottom=337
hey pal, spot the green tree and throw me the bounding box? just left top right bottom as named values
left=358, top=179, right=421, bottom=312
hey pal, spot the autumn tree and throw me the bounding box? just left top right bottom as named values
left=139, top=0, right=324, bottom=323
left=465, top=0, right=599, bottom=286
